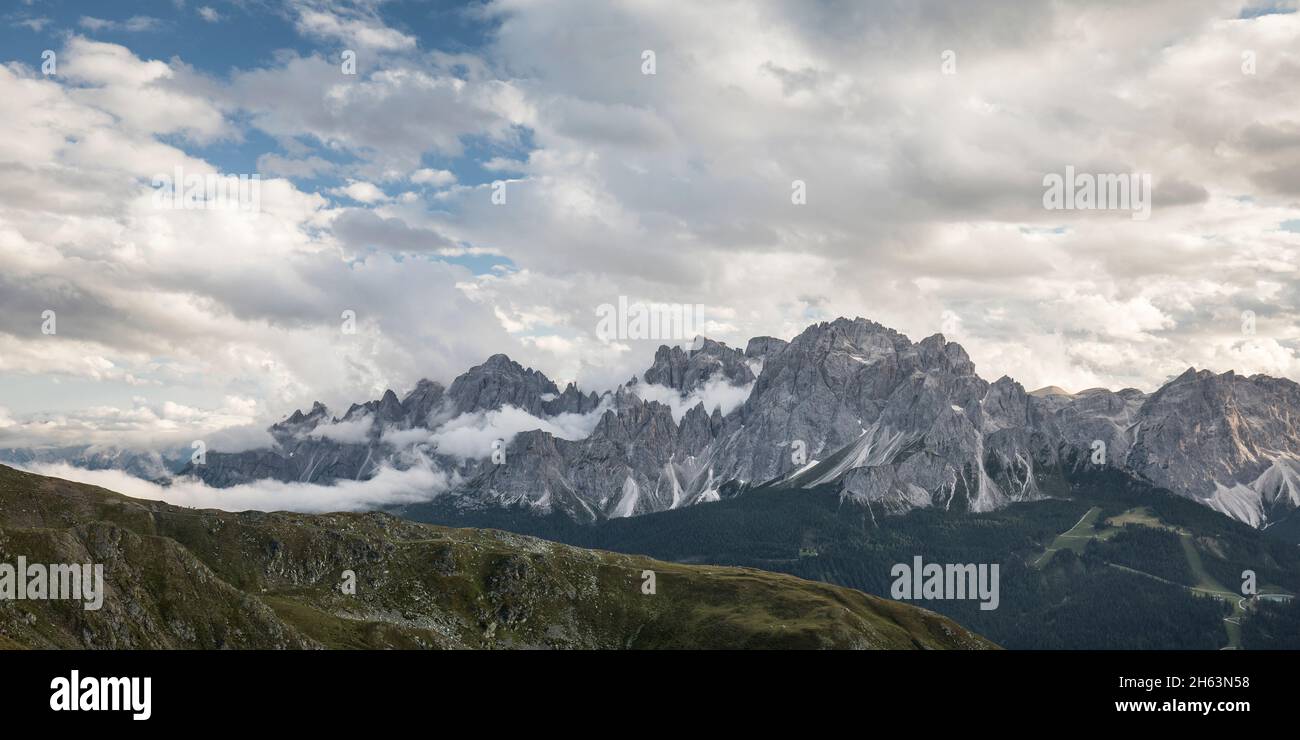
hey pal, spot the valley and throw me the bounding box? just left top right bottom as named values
left=1030, top=503, right=1294, bottom=648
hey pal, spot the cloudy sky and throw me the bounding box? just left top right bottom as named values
left=1, top=0, right=1299, bottom=452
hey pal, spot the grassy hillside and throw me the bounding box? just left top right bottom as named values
left=0, top=465, right=993, bottom=650
left=403, top=469, right=1299, bottom=649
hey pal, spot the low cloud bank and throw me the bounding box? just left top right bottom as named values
left=633, top=379, right=754, bottom=423
left=308, top=415, right=374, bottom=444
left=21, top=461, right=453, bottom=514
left=387, top=402, right=610, bottom=460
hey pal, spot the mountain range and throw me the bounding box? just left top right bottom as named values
left=134, top=317, right=1300, bottom=530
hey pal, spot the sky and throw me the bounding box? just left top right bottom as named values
left=1, top=0, right=1299, bottom=453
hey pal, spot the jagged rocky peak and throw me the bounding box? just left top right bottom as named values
left=704, top=319, right=987, bottom=497
left=342, top=389, right=405, bottom=425
left=823, top=316, right=910, bottom=350
left=1127, top=367, right=1300, bottom=524
left=916, top=333, right=977, bottom=376
left=642, top=337, right=755, bottom=393
left=544, top=382, right=602, bottom=416
left=592, top=396, right=678, bottom=446
left=271, top=401, right=330, bottom=440
left=446, top=353, right=562, bottom=416
left=400, top=379, right=446, bottom=428
left=745, top=318, right=954, bottom=408
left=744, top=335, right=787, bottom=359
left=981, top=375, right=1031, bottom=427
left=674, top=400, right=729, bottom=461
left=458, top=427, right=597, bottom=521
left=284, top=401, right=329, bottom=425
left=610, top=383, right=649, bottom=413
left=754, top=317, right=920, bottom=390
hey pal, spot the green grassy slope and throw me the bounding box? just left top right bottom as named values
left=0, top=465, right=993, bottom=650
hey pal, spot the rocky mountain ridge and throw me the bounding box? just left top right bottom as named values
left=158, top=317, right=1300, bottom=529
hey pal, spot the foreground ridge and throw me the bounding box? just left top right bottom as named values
left=0, top=464, right=993, bottom=650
